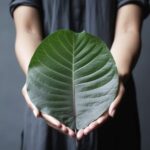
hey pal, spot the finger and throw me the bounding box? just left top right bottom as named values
left=97, top=112, right=109, bottom=124
left=109, top=83, right=125, bottom=117
left=83, top=121, right=97, bottom=135
left=83, top=126, right=90, bottom=135
left=77, top=129, right=84, bottom=140
left=42, top=113, right=62, bottom=128
left=59, top=124, right=76, bottom=137
left=83, top=112, right=109, bottom=135
left=45, top=119, right=75, bottom=137
left=66, top=127, right=76, bottom=138
left=88, top=121, right=98, bottom=131
left=46, top=120, right=58, bottom=130
left=60, top=124, right=76, bottom=137
left=60, top=124, right=68, bottom=133
left=22, top=85, right=40, bottom=117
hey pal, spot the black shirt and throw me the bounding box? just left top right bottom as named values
left=10, top=0, right=149, bottom=48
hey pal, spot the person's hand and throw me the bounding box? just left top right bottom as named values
left=22, top=83, right=76, bottom=138
left=76, top=79, right=125, bottom=140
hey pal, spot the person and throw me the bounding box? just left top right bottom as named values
left=9, top=0, right=149, bottom=150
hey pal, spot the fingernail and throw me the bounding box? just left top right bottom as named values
left=111, top=110, right=115, bottom=117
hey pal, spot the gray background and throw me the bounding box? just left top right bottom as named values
left=0, top=1, right=149, bottom=150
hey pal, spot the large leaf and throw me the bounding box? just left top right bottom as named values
left=27, top=29, right=119, bottom=130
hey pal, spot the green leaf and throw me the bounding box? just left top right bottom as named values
left=27, top=29, right=119, bottom=130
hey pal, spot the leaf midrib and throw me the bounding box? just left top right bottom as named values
left=72, top=33, right=76, bottom=130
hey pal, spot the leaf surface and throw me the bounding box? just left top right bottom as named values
left=27, top=29, right=119, bottom=130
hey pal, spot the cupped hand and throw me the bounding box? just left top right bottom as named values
left=22, top=79, right=125, bottom=140
left=22, top=83, right=76, bottom=138
left=76, top=80, right=125, bottom=140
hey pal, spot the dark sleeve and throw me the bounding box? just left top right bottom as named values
left=117, top=0, right=149, bottom=19
left=9, top=0, right=42, bottom=17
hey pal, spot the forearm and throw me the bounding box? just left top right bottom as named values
left=111, top=4, right=142, bottom=80
left=15, top=30, right=42, bottom=75
left=111, top=30, right=141, bottom=79
left=13, top=6, right=42, bottom=76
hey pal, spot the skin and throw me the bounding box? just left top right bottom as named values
left=13, top=4, right=142, bottom=140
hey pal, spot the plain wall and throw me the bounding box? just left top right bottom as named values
left=0, top=1, right=149, bottom=150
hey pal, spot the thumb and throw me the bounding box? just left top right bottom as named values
left=22, top=84, right=41, bottom=118
left=109, top=82, right=125, bottom=117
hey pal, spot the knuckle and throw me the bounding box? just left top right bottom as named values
left=56, top=122, right=61, bottom=128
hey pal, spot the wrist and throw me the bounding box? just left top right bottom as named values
left=117, top=68, right=131, bottom=83
left=111, top=52, right=132, bottom=82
